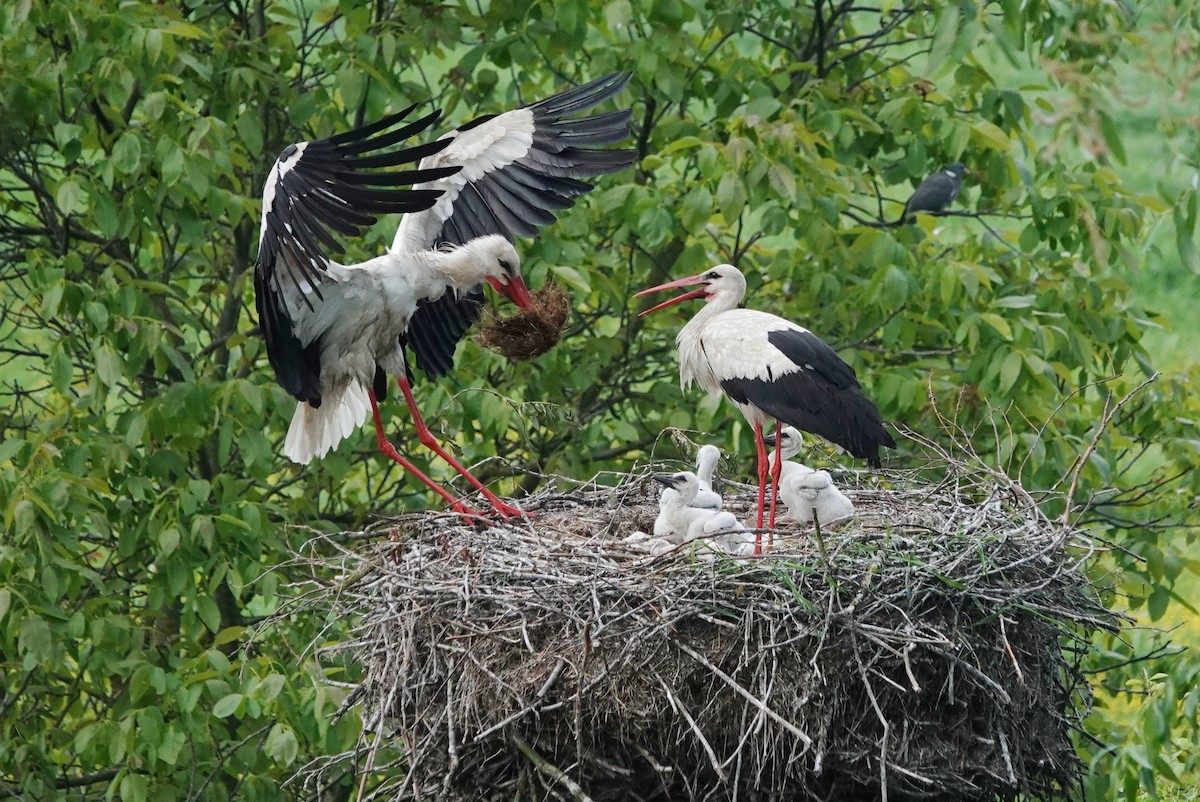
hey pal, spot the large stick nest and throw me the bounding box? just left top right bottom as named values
left=295, top=438, right=1118, bottom=802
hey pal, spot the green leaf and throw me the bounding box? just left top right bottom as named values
left=337, top=67, right=366, bottom=111
left=923, top=4, right=961, bottom=77
left=659, top=135, right=701, bottom=155
left=992, top=294, right=1036, bottom=309
left=120, top=774, right=147, bottom=802
left=130, top=665, right=152, bottom=703
left=142, top=92, right=166, bottom=121
left=213, top=626, right=246, bottom=647
left=266, top=724, right=299, bottom=766
left=95, top=346, right=124, bottom=387
left=161, top=145, right=185, bottom=188
left=163, top=20, right=209, bottom=39
left=716, top=173, right=745, bottom=222
left=678, top=187, right=712, bottom=234
left=112, top=133, right=143, bottom=174
left=969, top=120, right=1011, bottom=152
left=158, top=727, right=186, bottom=765
left=1174, top=205, right=1200, bottom=273
left=1019, top=224, right=1040, bottom=252
left=1147, top=586, right=1170, bottom=621
left=767, top=164, right=796, bottom=200
left=41, top=282, right=64, bottom=318
left=145, top=28, right=163, bottom=64
left=18, top=614, right=53, bottom=665
left=50, top=351, right=74, bottom=393
left=94, top=192, right=119, bottom=237
left=237, top=111, right=264, bottom=158
left=212, top=693, right=243, bottom=719
left=979, top=313, right=1013, bottom=340
left=196, top=595, right=221, bottom=633
left=56, top=180, right=81, bottom=215
left=215, top=513, right=252, bottom=532
left=1097, top=110, right=1126, bottom=164
left=258, top=674, right=286, bottom=703
left=880, top=266, right=910, bottom=306
left=998, top=351, right=1022, bottom=394
left=0, top=438, right=22, bottom=464
left=158, top=527, right=180, bottom=555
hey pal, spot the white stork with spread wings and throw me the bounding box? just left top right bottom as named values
left=254, top=73, right=636, bottom=518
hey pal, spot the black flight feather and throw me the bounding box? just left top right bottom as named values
left=254, top=106, right=456, bottom=403
left=719, top=329, right=894, bottom=467
left=405, top=73, right=637, bottom=378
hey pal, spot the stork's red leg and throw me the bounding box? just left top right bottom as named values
left=368, top=389, right=483, bottom=519
left=752, top=421, right=769, bottom=552
left=767, top=420, right=783, bottom=528
left=396, top=377, right=527, bottom=519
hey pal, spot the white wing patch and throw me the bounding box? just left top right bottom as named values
left=687, top=309, right=812, bottom=389
left=258, top=142, right=308, bottom=241
left=392, top=109, right=536, bottom=252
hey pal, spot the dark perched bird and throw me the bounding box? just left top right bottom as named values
left=636, top=264, right=894, bottom=537
left=254, top=72, right=635, bottom=519
left=900, top=162, right=965, bottom=222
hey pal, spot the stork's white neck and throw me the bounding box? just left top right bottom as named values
left=417, top=247, right=488, bottom=292
left=663, top=481, right=698, bottom=511
left=401, top=234, right=515, bottom=294
left=695, top=446, right=719, bottom=486
left=676, top=283, right=743, bottom=343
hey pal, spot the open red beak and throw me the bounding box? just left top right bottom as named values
left=634, top=274, right=710, bottom=316
left=487, top=276, right=535, bottom=312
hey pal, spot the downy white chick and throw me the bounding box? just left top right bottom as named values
left=658, top=444, right=722, bottom=512
left=702, top=511, right=752, bottom=553
left=652, top=471, right=724, bottom=542
left=763, top=426, right=813, bottom=484
left=778, top=469, right=855, bottom=526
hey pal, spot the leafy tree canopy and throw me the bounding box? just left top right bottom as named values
left=1, top=0, right=1198, bottom=799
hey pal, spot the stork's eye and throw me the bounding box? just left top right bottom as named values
left=498, top=258, right=513, bottom=274
left=705, top=271, right=721, bottom=280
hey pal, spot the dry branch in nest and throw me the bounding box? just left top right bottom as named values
left=291, top=440, right=1119, bottom=802
left=476, top=281, right=570, bottom=361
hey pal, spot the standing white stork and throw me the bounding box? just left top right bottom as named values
left=255, top=73, right=636, bottom=519
left=635, top=264, right=894, bottom=542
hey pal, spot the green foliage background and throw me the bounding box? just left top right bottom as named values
left=1, top=0, right=1198, bottom=799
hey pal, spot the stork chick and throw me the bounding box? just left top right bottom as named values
left=652, top=472, right=724, bottom=543
left=659, top=444, right=722, bottom=512
left=763, top=425, right=813, bottom=484
left=702, top=511, right=753, bottom=553
left=778, top=469, right=855, bottom=526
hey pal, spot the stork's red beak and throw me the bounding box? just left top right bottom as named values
left=487, top=276, right=535, bottom=312
left=634, top=274, right=709, bottom=316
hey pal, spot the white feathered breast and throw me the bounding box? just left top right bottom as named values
left=678, top=308, right=813, bottom=396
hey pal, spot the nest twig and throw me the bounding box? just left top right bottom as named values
left=286, top=444, right=1120, bottom=802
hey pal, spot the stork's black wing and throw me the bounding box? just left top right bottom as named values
left=719, top=329, right=895, bottom=466
left=253, top=107, right=459, bottom=404
left=401, top=72, right=638, bottom=378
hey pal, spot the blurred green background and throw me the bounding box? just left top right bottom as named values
left=2, top=0, right=1198, bottom=799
